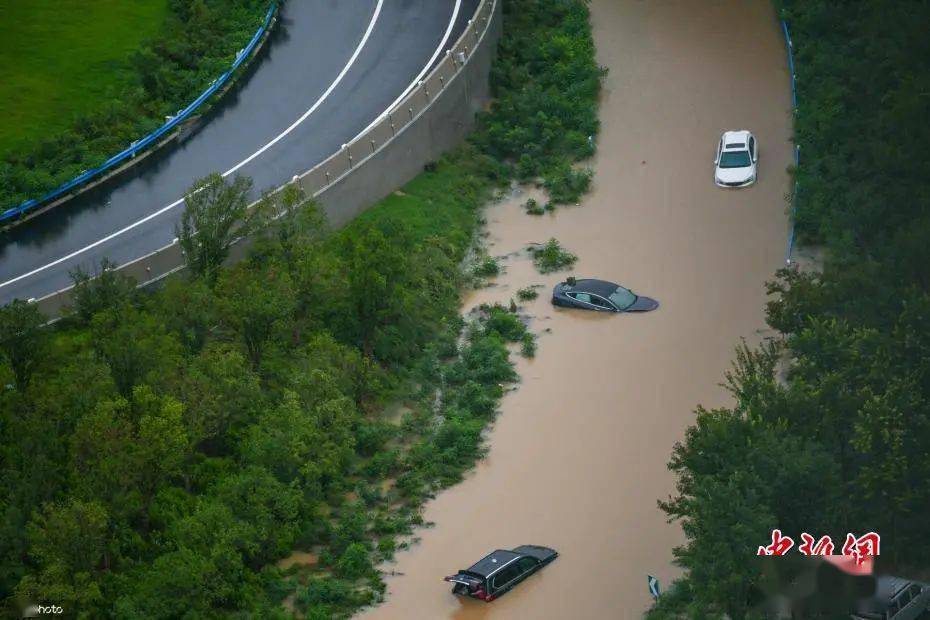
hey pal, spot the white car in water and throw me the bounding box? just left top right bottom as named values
left=714, top=130, right=757, bottom=187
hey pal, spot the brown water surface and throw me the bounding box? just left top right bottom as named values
left=362, top=0, right=792, bottom=617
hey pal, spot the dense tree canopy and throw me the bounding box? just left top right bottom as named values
left=650, top=1, right=930, bottom=616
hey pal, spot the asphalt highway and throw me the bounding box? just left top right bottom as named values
left=0, top=0, right=477, bottom=304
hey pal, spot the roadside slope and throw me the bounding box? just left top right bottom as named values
left=361, top=0, right=792, bottom=617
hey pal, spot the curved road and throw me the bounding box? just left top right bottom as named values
left=0, top=0, right=478, bottom=304
left=362, top=0, right=792, bottom=618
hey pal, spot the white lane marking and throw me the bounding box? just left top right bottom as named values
left=0, top=0, right=385, bottom=292
left=352, top=0, right=462, bottom=140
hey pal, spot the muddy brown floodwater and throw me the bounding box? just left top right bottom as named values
left=361, top=1, right=792, bottom=618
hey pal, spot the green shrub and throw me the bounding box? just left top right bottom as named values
left=524, top=198, right=545, bottom=215
left=335, top=543, right=373, bottom=580
left=473, top=0, right=604, bottom=188
left=377, top=537, right=396, bottom=560
left=531, top=238, right=578, bottom=273
left=545, top=163, right=593, bottom=204
left=297, top=577, right=353, bottom=608
left=516, top=286, right=539, bottom=301
left=69, top=258, right=138, bottom=323
left=520, top=332, right=537, bottom=358
left=473, top=255, right=500, bottom=278
left=480, top=304, right=527, bottom=342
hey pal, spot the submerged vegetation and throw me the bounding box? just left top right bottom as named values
left=472, top=255, right=501, bottom=279
left=650, top=1, right=930, bottom=617
left=524, top=197, right=546, bottom=216
left=530, top=238, right=578, bottom=273
left=516, top=286, right=540, bottom=301
left=0, top=0, right=602, bottom=617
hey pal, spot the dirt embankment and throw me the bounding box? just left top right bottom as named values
left=362, top=1, right=792, bottom=617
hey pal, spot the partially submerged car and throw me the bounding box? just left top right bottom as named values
left=852, top=576, right=930, bottom=620
left=714, top=130, right=758, bottom=187
left=551, top=278, right=659, bottom=312
left=444, top=545, right=558, bottom=602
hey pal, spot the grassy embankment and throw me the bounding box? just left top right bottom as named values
left=0, top=0, right=169, bottom=159
left=0, top=0, right=270, bottom=211
left=649, top=1, right=930, bottom=617
left=0, top=0, right=602, bottom=618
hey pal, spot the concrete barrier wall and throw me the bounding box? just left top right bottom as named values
left=36, top=0, right=501, bottom=318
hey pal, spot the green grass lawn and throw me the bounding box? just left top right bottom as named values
left=0, top=0, right=168, bottom=159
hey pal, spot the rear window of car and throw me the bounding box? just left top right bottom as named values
left=725, top=142, right=745, bottom=149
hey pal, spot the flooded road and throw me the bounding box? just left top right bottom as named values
left=362, top=0, right=792, bottom=617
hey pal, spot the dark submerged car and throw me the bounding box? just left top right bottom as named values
left=552, top=277, right=658, bottom=313
left=852, top=576, right=930, bottom=620
left=444, top=545, right=558, bottom=602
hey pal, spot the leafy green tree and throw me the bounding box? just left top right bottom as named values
left=335, top=543, right=372, bottom=580
left=216, top=263, right=296, bottom=369
left=69, top=388, right=188, bottom=524
left=213, top=467, right=300, bottom=566
left=177, top=173, right=259, bottom=283
left=90, top=306, right=182, bottom=398
left=251, top=186, right=328, bottom=271
left=242, top=389, right=355, bottom=497
left=133, top=386, right=190, bottom=504
left=113, top=546, right=253, bottom=620
left=153, top=277, right=217, bottom=354
left=658, top=407, right=841, bottom=618
left=69, top=397, right=141, bottom=517
left=17, top=499, right=112, bottom=616
left=68, top=258, right=137, bottom=324
left=0, top=299, right=47, bottom=393
left=174, top=343, right=263, bottom=453
left=339, top=221, right=460, bottom=363
left=341, top=221, right=414, bottom=358
left=851, top=376, right=929, bottom=563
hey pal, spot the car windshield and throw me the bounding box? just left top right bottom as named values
left=608, top=286, right=637, bottom=310
left=719, top=150, right=751, bottom=168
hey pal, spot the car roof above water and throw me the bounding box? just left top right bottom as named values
left=466, top=550, right=522, bottom=578
left=566, top=278, right=618, bottom=297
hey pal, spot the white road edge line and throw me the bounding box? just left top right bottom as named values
left=0, top=0, right=385, bottom=292
left=351, top=0, right=462, bottom=141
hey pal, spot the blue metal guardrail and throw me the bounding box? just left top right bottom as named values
left=782, top=18, right=800, bottom=265
left=0, top=2, right=278, bottom=224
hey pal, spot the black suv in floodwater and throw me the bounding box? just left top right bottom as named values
left=444, top=545, right=558, bottom=602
